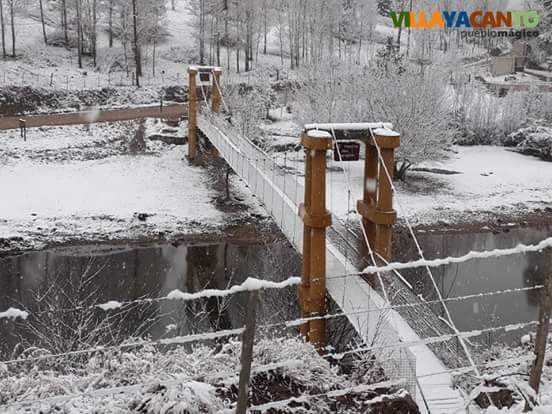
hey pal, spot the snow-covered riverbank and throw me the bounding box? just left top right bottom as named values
left=0, top=120, right=265, bottom=253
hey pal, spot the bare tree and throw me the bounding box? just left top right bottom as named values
left=0, top=0, right=6, bottom=58
left=76, top=0, right=83, bottom=68
left=38, top=0, right=47, bottom=44
left=61, top=0, right=68, bottom=45
left=7, top=0, right=14, bottom=57
left=132, top=0, right=141, bottom=85
left=108, top=0, right=113, bottom=47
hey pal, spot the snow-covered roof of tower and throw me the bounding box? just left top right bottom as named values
left=303, top=122, right=393, bottom=131
left=188, top=65, right=222, bottom=72
left=306, top=130, right=332, bottom=139
left=373, top=128, right=400, bottom=137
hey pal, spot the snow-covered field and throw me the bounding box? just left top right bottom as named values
left=269, top=134, right=552, bottom=226
left=0, top=119, right=263, bottom=252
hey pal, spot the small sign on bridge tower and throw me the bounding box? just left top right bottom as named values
left=198, top=69, right=211, bottom=84
left=334, top=141, right=360, bottom=161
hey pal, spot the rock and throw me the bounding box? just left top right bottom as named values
left=135, top=213, right=151, bottom=221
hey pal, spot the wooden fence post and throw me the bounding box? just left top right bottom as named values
left=527, top=273, right=552, bottom=409
left=236, top=290, right=259, bottom=414
left=187, top=67, right=198, bottom=161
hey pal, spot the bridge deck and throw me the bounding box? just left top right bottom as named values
left=198, top=112, right=465, bottom=413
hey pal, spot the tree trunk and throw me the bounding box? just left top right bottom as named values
left=245, top=11, right=250, bottom=72
left=108, top=0, right=113, bottom=47
left=92, top=0, right=97, bottom=67
left=9, top=0, right=14, bottom=58
left=235, top=18, right=240, bottom=73
left=152, top=38, right=156, bottom=76
left=263, top=5, right=267, bottom=54
left=396, top=26, right=402, bottom=51
left=76, top=0, right=82, bottom=68
left=39, top=0, right=47, bottom=44
left=199, top=0, right=205, bottom=64
left=132, top=0, right=141, bottom=86
left=225, top=6, right=229, bottom=69
left=216, top=30, right=220, bottom=66
left=0, top=0, right=6, bottom=58
left=62, top=0, right=68, bottom=46
left=278, top=8, right=283, bottom=66
left=527, top=273, right=552, bottom=409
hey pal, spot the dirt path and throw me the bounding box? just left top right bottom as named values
left=0, top=103, right=187, bottom=130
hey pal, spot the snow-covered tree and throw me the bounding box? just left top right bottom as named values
left=294, top=59, right=454, bottom=179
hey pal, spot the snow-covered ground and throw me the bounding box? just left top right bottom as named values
left=0, top=119, right=263, bottom=252
left=269, top=135, right=552, bottom=226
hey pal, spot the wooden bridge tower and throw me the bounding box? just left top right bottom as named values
left=298, top=130, right=333, bottom=350
left=187, top=66, right=223, bottom=162
left=357, top=130, right=400, bottom=261
left=299, top=125, right=399, bottom=350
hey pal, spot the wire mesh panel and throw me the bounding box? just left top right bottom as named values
left=198, top=113, right=304, bottom=252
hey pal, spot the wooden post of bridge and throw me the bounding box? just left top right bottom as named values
left=211, top=68, right=222, bottom=113
left=210, top=68, right=222, bottom=157
left=187, top=67, right=198, bottom=161
left=357, top=130, right=400, bottom=261
left=298, top=130, right=333, bottom=350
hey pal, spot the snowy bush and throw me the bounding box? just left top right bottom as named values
left=160, top=46, right=199, bottom=65
left=0, top=336, right=407, bottom=413
left=505, top=125, right=552, bottom=161
left=453, top=83, right=552, bottom=145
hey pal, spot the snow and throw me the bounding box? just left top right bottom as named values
left=304, top=122, right=393, bottom=131
left=362, top=236, right=552, bottom=274
left=0, top=307, right=29, bottom=320
left=305, top=129, right=331, bottom=139
left=373, top=128, right=400, bottom=137
left=324, top=145, right=552, bottom=224
left=98, top=301, right=122, bottom=311
left=0, top=337, right=383, bottom=413
left=271, top=115, right=552, bottom=225
left=166, top=276, right=301, bottom=301
left=0, top=120, right=264, bottom=251
left=521, top=334, right=531, bottom=345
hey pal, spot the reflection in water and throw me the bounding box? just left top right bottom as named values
left=397, top=225, right=552, bottom=344
left=0, top=240, right=300, bottom=358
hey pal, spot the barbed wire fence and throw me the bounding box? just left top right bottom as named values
left=0, top=257, right=549, bottom=412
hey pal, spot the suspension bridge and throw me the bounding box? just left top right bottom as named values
left=188, top=66, right=467, bottom=413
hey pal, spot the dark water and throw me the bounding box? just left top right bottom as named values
left=0, top=240, right=300, bottom=357
left=398, top=225, right=552, bottom=345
